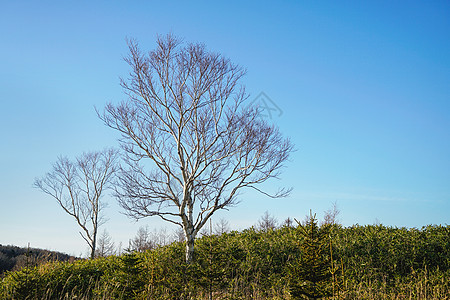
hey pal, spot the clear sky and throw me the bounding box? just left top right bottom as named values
left=1, top=1, right=449, bottom=257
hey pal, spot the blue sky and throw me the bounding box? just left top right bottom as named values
left=1, top=1, right=449, bottom=256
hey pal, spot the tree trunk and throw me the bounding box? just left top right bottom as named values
left=91, top=228, right=97, bottom=259
left=184, top=194, right=195, bottom=264
left=185, top=232, right=195, bottom=264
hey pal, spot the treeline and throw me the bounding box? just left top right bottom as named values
left=1, top=223, right=449, bottom=299
left=0, top=245, right=75, bottom=276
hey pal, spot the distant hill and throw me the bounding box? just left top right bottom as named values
left=0, top=244, right=77, bottom=275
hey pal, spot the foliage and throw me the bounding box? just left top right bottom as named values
left=288, top=214, right=332, bottom=299
left=1, top=223, right=449, bottom=299
left=0, top=257, right=109, bottom=299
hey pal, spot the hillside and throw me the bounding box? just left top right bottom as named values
left=0, top=244, right=76, bottom=276
left=1, top=223, right=449, bottom=299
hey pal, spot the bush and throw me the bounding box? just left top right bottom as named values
left=1, top=224, right=448, bottom=299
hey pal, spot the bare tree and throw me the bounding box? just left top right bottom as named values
left=173, top=227, right=186, bottom=243
left=128, top=226, right=154, bottom=252
left=321, top=201, right=340, bottom=226
left=95, top=229, right=116, bottom=257
left=129, top=226, right=173, bottom=252
left=283, top=217, right=294, bottom=228
left=99, top=34, right=293, bottom=263
left=154, top=227, right=170, bottom=246
left=214, top=218, right=231, bottom=235
left=257, top=211, right=278, bottom=231
left=34, top=149, right=118, bottom=259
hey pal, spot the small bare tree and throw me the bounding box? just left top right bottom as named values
left=257, top=211, right=278, bottom=231
left=214, top=218, right=231, bottom=235
left=283, top=217, right=294, bottom=228
left=34, top=149, right=118, bottom=259
left=174, top=227, right=186, bottom=243
left=95, top=229, right=116, bottom=257
left=128, top=226, right=156, bottom=252
left=321, top=201, right=340, bottom=226
left=99, top=34, right=293, bottom=263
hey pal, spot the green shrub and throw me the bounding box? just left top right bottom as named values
left=1, top=223, right=448, bottom=299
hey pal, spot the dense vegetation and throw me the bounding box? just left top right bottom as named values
left=1, top=223, right=448, bottom=299
left=0, top=245, right=75, bottom=276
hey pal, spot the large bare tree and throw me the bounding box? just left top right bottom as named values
left=100, top=34, right=293, bottom=263
left=34, top=149, right=118, bottom=259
